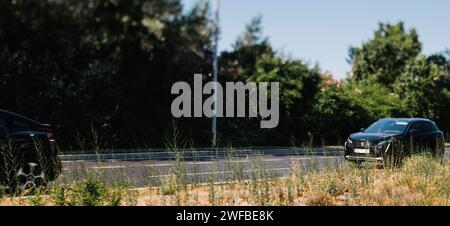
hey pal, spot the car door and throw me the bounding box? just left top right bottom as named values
left=423, top=121, right=444, bottom=151
left=418, top=122, right=432, bottom=150
left=421, top=122, right=442, bottom=151
left=408, top=121, right=436, bottom=152
left=406, top=122, right=423, bottom=153
left=417, top=121, right=437, bottom=150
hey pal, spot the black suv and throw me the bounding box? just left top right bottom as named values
left=345, top=118, right=445, bottom=166
left=0, top=110, right=61, bottom=190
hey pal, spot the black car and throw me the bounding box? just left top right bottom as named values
left=0, top=110, right=61, bottom=190
left=345, top=118, right=445, bottom=166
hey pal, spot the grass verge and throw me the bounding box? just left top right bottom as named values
left=1, top=155, right=449, bottom=206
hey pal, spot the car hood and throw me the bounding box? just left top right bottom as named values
left=349, top=132, right=399, bottom=142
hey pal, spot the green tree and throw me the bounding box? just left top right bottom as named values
left=218, top=16, right=275, bottom=146
left=220, top=16, right=273, bottom=81
left=218, top=16, right=322, bottom=146
left=349, top=22, right=422, bottom=86
left=245, top=54, right=322, bottom=145
left=305, top=83, right=371, bottom=144
left=396, top=55, right=450, bottom=131
left=305, top=75, right=407, bottom=145
left=343, top=78, right=406, bottom=120
left=0, top=0, right=214, bottom=148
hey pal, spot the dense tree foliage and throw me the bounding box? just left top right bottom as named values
left=218, top=17, right=322, bottom=146
left=396, top=55, right=450, bottom=131
left=0, top=1, right=448, bottom=149
left=328, top=22, right=450, bottom=144
left=0, top=0, right=214, bottom=148
left=349, top=22, right=422, bottom=86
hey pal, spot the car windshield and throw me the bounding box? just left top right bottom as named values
left=364, top=120, right=409, bottom=134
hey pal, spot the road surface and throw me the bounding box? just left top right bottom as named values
left=58, top=147, right=450, bottom=188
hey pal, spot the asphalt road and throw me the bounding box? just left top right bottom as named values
left=58, top=147, right=450, bottom=188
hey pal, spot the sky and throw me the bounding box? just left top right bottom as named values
left=181, top=0, right=450, bottom=79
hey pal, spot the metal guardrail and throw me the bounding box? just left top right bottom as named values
left=58, top=147, right=345, bottom=161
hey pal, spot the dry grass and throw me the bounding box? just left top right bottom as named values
left=1, top=155, right=449, bottom=206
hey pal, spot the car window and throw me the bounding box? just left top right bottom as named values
left=421, top=122, right=436, bottom=132
left=409, top=122, right=420, bottom=131
left=364, top=120, right=408, bottom=134
left=409, top=121, right=435, bottom=133
left=430, top=122, right=439, bottom=132
left=10, top=117, right=32, bottom=129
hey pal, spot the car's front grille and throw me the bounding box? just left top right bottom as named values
left=353, top=140, right=373, bottom=148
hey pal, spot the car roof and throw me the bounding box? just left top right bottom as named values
left=0, top=109, right=41, bottom=124
left=379, top=118, right=435, bottom=123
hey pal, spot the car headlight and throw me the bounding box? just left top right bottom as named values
left=345, top=138, right=353, bottom=147
left=376, top=139, right=388, bottom=147
left=346, top=138, right=353, bottom=144
left=375, top=138, right=394, bottom=150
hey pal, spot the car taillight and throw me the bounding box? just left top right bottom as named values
left=47, top=132, right=55, bottom=141
left=40, top=126, right=55, bottom=141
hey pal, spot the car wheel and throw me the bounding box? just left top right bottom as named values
left=383, top=150, right=404, bottom=168
left=435, top=138, right=445, bottom=160
left=16, top=162, right=47, bottom=191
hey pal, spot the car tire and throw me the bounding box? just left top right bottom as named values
left=435, top=138, right=445, bottom=160
left=383, top=149, right=404, bottom=168
left=16, top=162, right=47, bottom=191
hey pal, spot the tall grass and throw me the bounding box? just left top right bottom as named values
left=1, top=124, right=448, bottom=206
left=1, top=153, right=449, bottom=206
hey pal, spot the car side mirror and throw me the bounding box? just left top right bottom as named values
left=408, top=129, right=419, bottom=135
left=360, top=128, right=365, bottom=132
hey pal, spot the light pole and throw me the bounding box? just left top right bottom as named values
left=212, top=0, right=220, bottom=148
